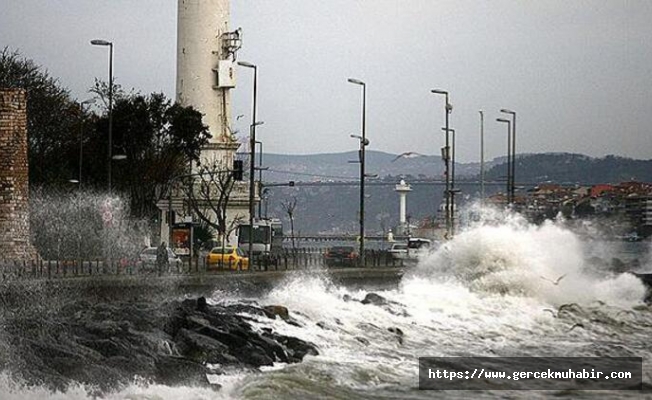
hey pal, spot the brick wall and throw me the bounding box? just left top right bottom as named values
left=0, top=88, right=37, bottom=260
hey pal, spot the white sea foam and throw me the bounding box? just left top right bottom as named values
left=2, top=206, right=649, bottom=399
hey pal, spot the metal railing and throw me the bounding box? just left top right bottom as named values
left=0, top=248, right=406, bottom=280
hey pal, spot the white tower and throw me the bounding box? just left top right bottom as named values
left=177, top=0, right=240, bottom=165
left=160, top=0, right=249, bottom=245
left=395, top=180, right=412, bottom=234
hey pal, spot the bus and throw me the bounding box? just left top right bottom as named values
left=237, top=218, right=283, bottom=258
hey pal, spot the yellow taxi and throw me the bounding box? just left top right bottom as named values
left=206, top=246, right=249, bottom=270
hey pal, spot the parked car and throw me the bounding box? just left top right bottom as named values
left=388, top=242, right=408, bottom=260
left=405, top=238, right=433, bottom=264
left=206, top=246, right=249, bottom=270
left=324, top=246, right=359, bottom=267
left=139, top=247, right=182, bottom=271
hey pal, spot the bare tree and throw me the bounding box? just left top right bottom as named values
left=180, top=158, right=244, bottom=246
left=281, top=197, right=298, bottom=253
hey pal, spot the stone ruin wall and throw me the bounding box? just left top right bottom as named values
left=0, top=88, right=36, bottom=260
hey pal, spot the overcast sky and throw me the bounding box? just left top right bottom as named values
left=1, top=0, right=651, bottom=162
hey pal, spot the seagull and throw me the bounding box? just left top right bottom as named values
left=540, top=273, right=567, bottom=285
left=615, top=310, right=636, bottom=319
left=236, top=114, right=245, bottom=120
left=568, top=322, right=585, bottom=332
left=391, top=152, right=426, bottom=162
left=558, top=303, right=583, bottom=315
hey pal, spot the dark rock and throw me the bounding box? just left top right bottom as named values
left=197, top=296, right=208, bottom=312
left=388, top=327, right=404, bottom=345
left=388, top=327, right=404, bottom=336
left=3, top=297, right=316, bottom=394
left=275, top=335, right=319, bottom=362
left=154, top=356, right=211, bottom=387
left=355, top=337, right=370, bottom=346
left=175, top=328, right=229, bottom=364
left=361, top=293, right=388, bottom=306
left=263, top=305, right=290, bottom=321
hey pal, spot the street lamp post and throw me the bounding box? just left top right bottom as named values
left=255, top=140, right=265, bottom=218
left=75, top=98, right=95, bottom=190
left=348, top=78, right=367, bottom=267
left=432, top=89, right=452, bottom=238
left=479, top=110, right=485, bottom=204
left=90, top=39, right=114, bottom=195
left=497, top=118, right=512, bottom=205
left=441, top=127, right=456, bottom=234
left=237, top=61, right=258, bottom=265
left=500, top=109, right=516, bottom=203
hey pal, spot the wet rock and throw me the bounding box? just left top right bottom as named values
left=263, top=305, right=290, bottom=321
left=388, top=327, right=404, bottom=336
left=154, top=356, right=211, bottom=387
left=196, top=296, right=208, bottom=312
left=361, top=293, right=388, bottom=306
left=388, top=327, right=404, bottom=345
left=3, top=297, right=318, bottom=394
left=355, top=336, right=370, bottom=346
left=316, top=321, right=335, bottom=331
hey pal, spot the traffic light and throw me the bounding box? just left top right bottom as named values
left=233, top=159, right=244, bottom=181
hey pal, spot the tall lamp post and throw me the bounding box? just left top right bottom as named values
left=441, top=127, right=458, bottom=235
left=497, top=118, right=512, bottom=205
left=90, top=39, right=114, bottom=195
left=431, top=89, right=452, bottom=238
left=70, top=98, right=96, bottom=189
left=500, top=109, right=516, bottom=203
left=479, top=110, right=485, bottom=203
left=254, top=140, right=267, bottom=218
left=237, top=61, right=258, bottom=264
left=348, top=78, right=367, bottom=267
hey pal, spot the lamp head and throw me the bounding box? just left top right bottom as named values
left=90, top=39, right=111, bottom=46
left=237, top=61, right=256, bottom=68
left=431, top=89, right=448, bottom=95
left=347, top=78, right=365, bottom=86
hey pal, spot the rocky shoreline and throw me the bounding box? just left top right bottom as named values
left=0, top=296, right=317, bottom=394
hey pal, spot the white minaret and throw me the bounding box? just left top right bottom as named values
left=395, top=180, right=412, bottom=233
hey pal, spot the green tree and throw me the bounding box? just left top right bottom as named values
left=0, top=47, right=81, bottom=186
left=93, top=91, right=212, bottom=219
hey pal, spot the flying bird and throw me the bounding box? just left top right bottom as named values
left=568, top=322, right=585, bottom=332
left=391, top=152, right=426, bottom=162
left=558, top=303, right=583, bottom=315
left=236, top=114, right=245, bottom=120
left=540, top=273, right=567, bottom=285
left=615, top=310, right=636, bottom=319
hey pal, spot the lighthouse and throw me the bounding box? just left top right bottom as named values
left=395, top=180, right=412, bottom=235
left=176, top=0, right=241, bottom=166
left=159, top=0, right=249, bottom=245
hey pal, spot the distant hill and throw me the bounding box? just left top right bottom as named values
left=484, top=153, right=652, bottom=184
left=258, top=151, right=652, bottom=234
left=261, top=151, right=651, bottom=184
left=261, top=150, right=496, bottom=183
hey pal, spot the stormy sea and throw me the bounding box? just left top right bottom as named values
left=0, top=208, right=651, bottom=399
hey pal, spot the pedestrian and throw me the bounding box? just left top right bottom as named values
left=157, top=241, right=169, bottom=276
